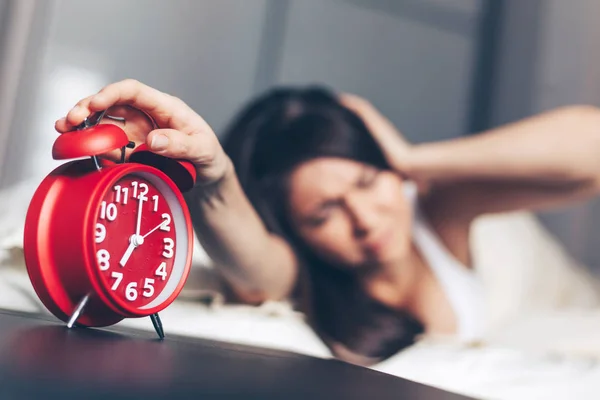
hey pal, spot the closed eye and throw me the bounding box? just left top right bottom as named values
left=303, top=200, right=339, bottom=227
left=304, top=215, right=328, bottom=227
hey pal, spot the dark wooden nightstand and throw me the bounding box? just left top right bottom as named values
left=0, top=308, right=474, bottom=399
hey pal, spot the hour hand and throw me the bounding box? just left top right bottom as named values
left=119, top=234, right=144, bottom=267
left=119, top=241, right=136, bottom=267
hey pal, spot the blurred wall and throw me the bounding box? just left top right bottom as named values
left=0, top=0, right=269, bottom=189
left=272, top=0, right=481, bottom=144
left=0, top=0, right=483, bottom=189
left=0, top=0, right=52, bottom=181
left=3, top=0, right=600, bottom=271
left=490, top=0, right=600, bottom=272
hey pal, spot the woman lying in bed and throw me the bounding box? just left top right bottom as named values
left=56, top=79, right=600, bottom=365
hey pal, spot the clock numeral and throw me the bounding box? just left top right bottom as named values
left=111, top=271, right=123, bottom=290
left=160, top=213, right=171, bottom=232
left=95, top=223, right=106, bottom=243
left=97, top=249, right=110, bottom=271
left=125, top=282, right=138, bottom=301
left=131, top=181, right=149, bottom=199
left=139, top=183, right=149, bottom=198
left=114, top=185, right=121, bottom=202
left=113, top=185, right=129, bottom=205
left=152, top=195, right=159, bottom=212
left=162, top=238, right=174, bottom=258
left=155, top=262, right=167, bottom=281
left=143, top=278, right=155, bottom=298
left=100, top=201, right=117, bottom=221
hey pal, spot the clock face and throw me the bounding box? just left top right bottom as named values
left=92, top=174, right=177, bottom=309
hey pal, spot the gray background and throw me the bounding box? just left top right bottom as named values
left=1, top=0, right=600, bottom=270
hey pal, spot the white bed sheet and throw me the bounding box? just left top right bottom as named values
left=3, top=180, right=600, bottom=399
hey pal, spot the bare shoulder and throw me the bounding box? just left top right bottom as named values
left=418, top=184, right=475, bottom=269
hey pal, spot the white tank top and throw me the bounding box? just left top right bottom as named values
left=404, top=182, right=485, bottom=341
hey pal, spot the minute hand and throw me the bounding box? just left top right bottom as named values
left=135, top=195, right=146, bottom=237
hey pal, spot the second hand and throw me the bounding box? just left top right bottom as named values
left=142, top=220, right=166, bottom=239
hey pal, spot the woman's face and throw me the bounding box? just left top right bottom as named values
left=287, top=157, right=413, bottom=269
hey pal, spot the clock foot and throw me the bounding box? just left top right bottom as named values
left=150, top=313, right=165, bottom=340
left=67, top=294, right=90, bottom=328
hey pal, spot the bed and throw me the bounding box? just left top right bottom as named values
left=3, top=180, right=600, bottom=400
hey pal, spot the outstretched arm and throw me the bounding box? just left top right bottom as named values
left=57, top=79, right=298, bottom=303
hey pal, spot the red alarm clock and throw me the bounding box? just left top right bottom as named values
left=23, top=111, right=196, bottom=339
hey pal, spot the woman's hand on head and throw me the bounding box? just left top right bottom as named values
left=339, top=93, right=411, bottom=154
left=339, top=93, right=430, bottom=195
left=54, top=79, right=231, bottom=186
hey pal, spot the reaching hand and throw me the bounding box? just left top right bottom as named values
left=55, top=79, right=231, bottom=186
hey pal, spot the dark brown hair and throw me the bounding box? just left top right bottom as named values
left=220, top=86, right=423, bottom=363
